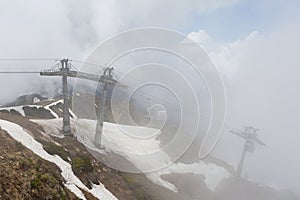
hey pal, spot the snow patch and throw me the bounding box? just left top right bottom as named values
left=32, top=119, right=64, bottom=138
left=45, top=99, right=63, bottom=108
left=0, top=104, right=58, bottom=119
left=0, top=106, right=25, bottom=116
left=44, top=101, right=62, bottom=118
left=0, top=119, right=117, bottom=200
left=35, top=118, right=231, bottom=192
left=33, top=97, right=41, bottom=103
left=0, top=99, right=77, bottom=120
left=44, top=99, right=77, bottom=119
left=157, top=162, right=230, bottom=191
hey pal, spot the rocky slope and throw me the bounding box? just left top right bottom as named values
left=0, top=112, right=142, bottom=200
left=0, top=97, right=299, bottom=200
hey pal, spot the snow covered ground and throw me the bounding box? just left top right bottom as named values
left=0, top=99, right=76, bottom=119
left=0, top=119, right=117, bottom=200
left=154, top=161, right=230, bottom=191
left=33, top=118, right=231, bottom=192
left=0, top=105, right=25, bottom=116
left=43, top=99, right=77, bottom=119
left=0, top=104, right=57, bottom=118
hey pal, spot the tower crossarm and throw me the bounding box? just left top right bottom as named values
left=40, top=70, right=66, bottom=76
left=253, top=137, right=266, bottom=146
left=230, top=130, right=248, bottom=140
left=67, top=70, right=101, bottom=82
left=41, top=69, right=120, bottom=86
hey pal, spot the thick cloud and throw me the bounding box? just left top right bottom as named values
left=0, top=0, right=242, bottom=58
left=0, top=0, right=242, bottom=104
left=188, top=19, right=300, bottom=192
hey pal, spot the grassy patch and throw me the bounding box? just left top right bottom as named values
left=30, top=177, right=42, bottom=189
left=71, top=154, right=93, bottom=175
left=121, top=173, right=151, bottom=200
left=15, top=141, right=24, bottom=150
left=42, top=142, right=70, bottom=161
left=19, top=157, right=33, bottom=170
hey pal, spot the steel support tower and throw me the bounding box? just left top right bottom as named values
left=230, top=126, right=265, bottom=178
left=40, top=59, right=119, bottom=146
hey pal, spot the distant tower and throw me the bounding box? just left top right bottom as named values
left=230, top=126, right=265, bottom=178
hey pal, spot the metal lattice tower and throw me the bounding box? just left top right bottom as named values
left=230, top=126, right=265, bottom=178
left=40, top=59, right=120, bottom=146
left=40, top=58, right=74, bottom=135
left=61, top=59, right=71, bottom=134
left=94, top=67, right=116, bottom=148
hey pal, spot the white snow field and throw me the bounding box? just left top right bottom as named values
left=33, top=118, right=231, bottom=192
left=0, top=119, right=117, bottom=200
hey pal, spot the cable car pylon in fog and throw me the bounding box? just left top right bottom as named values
left=40, top=58, right=123, bottom=148
left=230, top=126, right=265, bottom=178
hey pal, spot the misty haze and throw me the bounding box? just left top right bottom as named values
left=0, top=0, right=299, bottom=200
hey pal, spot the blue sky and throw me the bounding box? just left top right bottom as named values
left=184, top=0, right=300, bottom=42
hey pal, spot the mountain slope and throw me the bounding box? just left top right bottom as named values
left=0, top=112, right=141, bottom=199
left=0, top=98, right=299, bottom=200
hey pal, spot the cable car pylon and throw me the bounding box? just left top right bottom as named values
left=230, top=126, right=265, bottom=178
left=40, top=59, right=122, bottom=148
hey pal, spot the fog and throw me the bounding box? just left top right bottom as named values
left=0, top=0, right=233, bottom=103
left=188, top=14, right=300, bottom=192
left=0, top=0, right=300, bottom=197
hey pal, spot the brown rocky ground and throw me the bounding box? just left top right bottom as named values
left=1, top=110, right=299, bottom=200
left=0, top=113, right=142, bottom=199
left=0, top=128, right=78, bottom=200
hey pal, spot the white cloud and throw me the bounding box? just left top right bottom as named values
left=187, top=23, right=300, bottom=193
left=0, top=0, right=244, bottom=104
left=0, top=0, right=244, bottom=59
left=188, top=29, right=261, bottom=78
